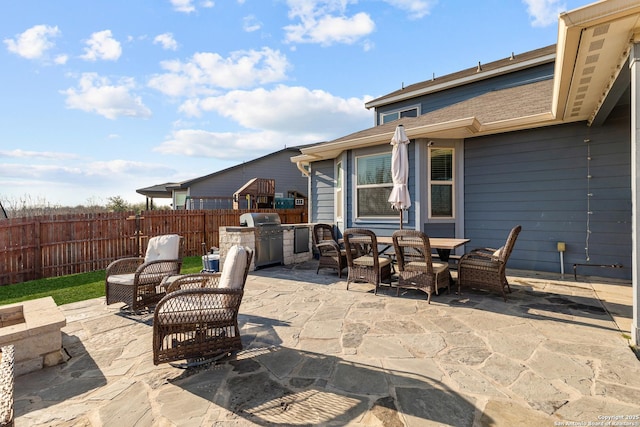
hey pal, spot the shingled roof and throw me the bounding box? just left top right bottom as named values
left=366, top=45, right=556, bottom=109
left=323, top=78, right=554, bottom=147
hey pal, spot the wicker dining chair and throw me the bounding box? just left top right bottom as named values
left=392, top=230, right=450, bottom=303
left=152, top=245, right=253, bottom=366
left=105, top=234, right=183, bottom=311
left=458, top=225, right=522, bottom=301
left=343, top=228, right=392, bottom=294
left=312, top=223, right=348, bottom=278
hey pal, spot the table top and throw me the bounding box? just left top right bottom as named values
left=375, top=236, right=469, bottom=250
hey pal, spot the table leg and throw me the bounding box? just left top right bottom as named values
left=436, top=249, right=451, bottom=262
left=435, top=249, right=455, bottom=288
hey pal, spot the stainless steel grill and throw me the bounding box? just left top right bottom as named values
left=239, top=213, right=284, bottom=268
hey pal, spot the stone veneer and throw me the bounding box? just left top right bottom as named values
left=0, top=297, right=66, bottom=376
left=219, top=223, right=313, bottom=271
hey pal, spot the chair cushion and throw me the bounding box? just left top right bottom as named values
left=107, top=273, right=135, bottom=285
left=108, top=272, right=166, bottom=285
left=145, top=234, right=181, bottom=263
left=156, top=295, right=235, bottom=324
left=353, top=256, right=392, bottom=268
left=404, top=261, right=448, bottom=273
left=218, top=246, right=248, bottom=289
left=432, top=261, right=449, bottom=273
left=492, top=246, right=504, bottom=260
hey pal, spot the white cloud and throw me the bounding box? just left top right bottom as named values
left=187, top=85, right=371, bottom=134
left=284, top=0, right=375, bottom=46
left=157, top=85, right=372, bottom=160
left=382, top=0, right=436, bottom=19
left=170, top=0, right=195, bottom=13
left=147, top=47, right=290, bottom=97
left=54, top=54, right=68, bottom=64
left=61, top=73, right=152, bottom=120
left=154, top=33, right=178, bottom=50
left=0, top=160, right=175, bottom=204
left=523, top=0, right=566, bottom=27
left=0, top=149, right=80, bottom=160
left=3, top=24, right=60, bottom=59
left=243, top=15, right=262, bottom=32
left=170, top=0, right=214, bottom=12
left=85, top=159, right=174, bottom=176
left=155, top=129, right=290, bottom=159
left=80, top=30, right=122, bottom=61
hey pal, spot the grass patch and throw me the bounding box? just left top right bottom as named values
left=0, top=256, right=204, bottom=306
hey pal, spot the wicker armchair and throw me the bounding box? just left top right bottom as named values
left=343, top=228, right=392, bottom=294
left=458, top=225, right=522, bottom=301
left=106, top=234, right=183, bottom=311
left=152, top=246, right=253, bottom=366
left=392, top=230, right=450, bottom=303
left=312, top=223, right=348, bottom=277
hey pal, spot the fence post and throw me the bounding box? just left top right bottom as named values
left=34, top=220, right=42, bottom=279
left=127, top=214, right=145, bottom=257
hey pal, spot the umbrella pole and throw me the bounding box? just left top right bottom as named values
left=399, top=209, right=403, bottom=229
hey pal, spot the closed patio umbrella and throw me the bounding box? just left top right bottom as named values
left=388, top=124, right=411, bottom=229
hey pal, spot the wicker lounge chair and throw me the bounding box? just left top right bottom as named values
left=312, top=223, right=348, bottom=277
left=392, top=230, right=450, bottom=303
left=152, top=245, right=253, bottom=366
left=105, top=234, right=183, bottom=311
left=458, top=225, right=522, bottom=301
left=343, top=228, right=392, bottom=294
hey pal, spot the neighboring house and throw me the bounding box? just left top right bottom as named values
left=292, top=0, right=640, bottom=346
left=138, top=146, right=312, bottom=210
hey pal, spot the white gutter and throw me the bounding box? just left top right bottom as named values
left=296, top=160, right=310, bottom=177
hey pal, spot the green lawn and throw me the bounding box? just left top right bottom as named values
left=0, top=256, right=204, bottom=306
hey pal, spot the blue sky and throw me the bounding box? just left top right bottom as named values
left=0, top=0, right=588, bottom=207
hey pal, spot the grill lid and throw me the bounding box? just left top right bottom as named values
left=239, top=212, right=282, bottom=227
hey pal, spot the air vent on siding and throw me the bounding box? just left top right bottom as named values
left=592, top=24, right=610, bottom=37
left=589, top=39, right=605, bottom=51
left=585, top=54, right=599, bottom=64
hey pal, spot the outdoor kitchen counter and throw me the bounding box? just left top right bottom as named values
left=219, top=224, right=314, bottom=271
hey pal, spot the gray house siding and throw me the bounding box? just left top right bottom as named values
left=464, top=106, right=631, bottom=279
left=311, top=159, right=335, bottom=223
left=189, top=149, right=308, bottom=201
left=376, top=63, right=554, bottom=125
left=423, top=223, right=456, bottom=238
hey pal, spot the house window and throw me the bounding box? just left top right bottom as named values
left=381, top=106, right=419, bottom=124
left=429, top=148, right=454, bottom=218
left=174, top=190, right=188, bottom=210
left=356, top=153, right=396, bottom=217
left=335, top=161, right=343, bottom=219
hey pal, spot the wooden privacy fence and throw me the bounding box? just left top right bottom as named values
left=0, top=208, right=307, bottom=286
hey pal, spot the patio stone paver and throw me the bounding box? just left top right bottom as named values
left=10, top=261, right=640, bottom=426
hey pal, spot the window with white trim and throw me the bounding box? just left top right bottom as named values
left=174, top=190, right=188, bottom=210
left=381, top=106, right=419, bottom=124
left=356, top=153, right=396, bottom=218
left=429, top=147, right=454, bottom=218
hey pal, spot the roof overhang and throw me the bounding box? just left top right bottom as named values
left=553, top=0, right=640, bottom=124
left=294, top=0, right=640, bottom=166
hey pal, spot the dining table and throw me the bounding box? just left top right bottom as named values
left=375, top=236, right=470, bottom=262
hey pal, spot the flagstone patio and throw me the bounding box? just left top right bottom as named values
left=10, top=261, right=640, bottom=426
